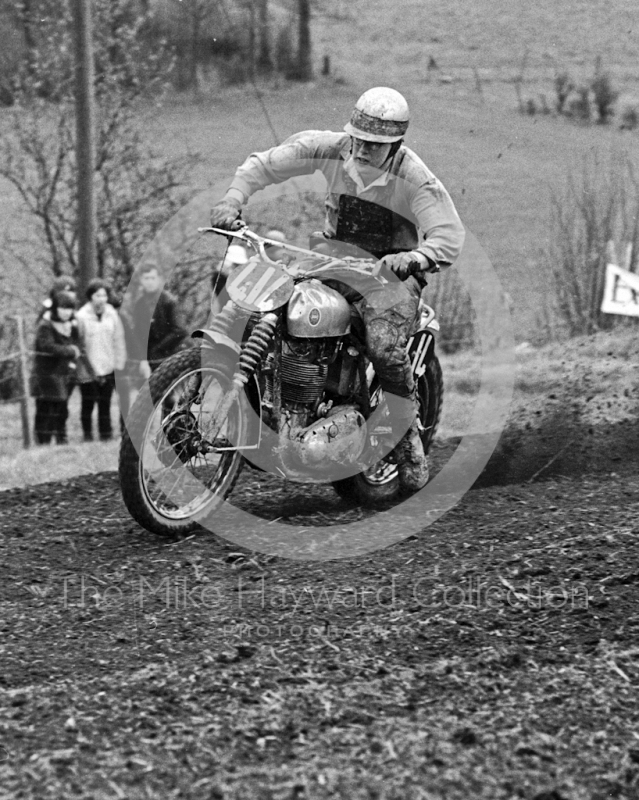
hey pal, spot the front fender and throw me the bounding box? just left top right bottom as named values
left=191, top=328, right=241, bottom=356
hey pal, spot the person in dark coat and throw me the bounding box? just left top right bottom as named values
left=131, top=266, right=186, bottom=379
left=37, top=275, right=77, bottom=322
left=30, top=291, right=80, bottom=445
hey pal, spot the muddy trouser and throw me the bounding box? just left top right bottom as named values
left=330, top=275, right=422, bottom=440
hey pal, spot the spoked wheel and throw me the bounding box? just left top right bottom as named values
left=331, top=356, right=444, bottom=506
left=119, top=347, right=253, bottom=536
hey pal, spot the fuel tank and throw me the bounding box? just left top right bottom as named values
left=287, top=279, right=351, bottom=338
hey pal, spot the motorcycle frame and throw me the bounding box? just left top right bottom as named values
left=190, top=226, right=441, bottom=455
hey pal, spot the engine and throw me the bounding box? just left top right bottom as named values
left=281, top=338, right=338, bottom=407
left=263, top=337, right=341, bottom=424
left=277, top=280, right=352, bottom=411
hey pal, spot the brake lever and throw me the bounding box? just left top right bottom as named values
left=371, top=259, right=385, bottom=278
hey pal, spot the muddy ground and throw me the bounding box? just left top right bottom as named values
left=2, top=394, right=639, bottom=800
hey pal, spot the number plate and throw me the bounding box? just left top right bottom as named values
left=226, top=260, right=295, bottom=312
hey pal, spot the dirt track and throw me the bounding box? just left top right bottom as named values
left=2, top=442, right=639, bottom=798
left=3, top=333, right=639, bottom=797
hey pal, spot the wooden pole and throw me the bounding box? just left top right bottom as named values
left=71, top=0, right=97, bottom=298
left=14, top=315, right=32, bottom=449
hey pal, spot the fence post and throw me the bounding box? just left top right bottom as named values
left=624, top=241, right=634, bottom=272
left=14, top=315, right=32, bottom=449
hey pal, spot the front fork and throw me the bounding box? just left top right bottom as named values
left=206, top=310, right=279, bottom=446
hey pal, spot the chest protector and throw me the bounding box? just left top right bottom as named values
left=334, top=194, right=418, bottom=259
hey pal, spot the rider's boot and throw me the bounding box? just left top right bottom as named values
left=395, top=419, right=429, bottom=494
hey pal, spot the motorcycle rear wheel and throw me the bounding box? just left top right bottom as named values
left=119, top=347, right=251, bottom=537
left=331, top=355, right=443, bottom=506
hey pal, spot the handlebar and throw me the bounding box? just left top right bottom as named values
left=198, top=225, right=387, bottom=282
left=199, top=226, right=435, bottom=283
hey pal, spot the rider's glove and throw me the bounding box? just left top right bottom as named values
left=210, top=198, right=242, bottom=231
left=377, top=251, right=439, bottom=280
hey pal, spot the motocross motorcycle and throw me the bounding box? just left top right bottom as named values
left=119, top=226, right=443, bottom=537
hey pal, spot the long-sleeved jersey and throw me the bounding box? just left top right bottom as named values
left=224, top=130, right=465, bottom=269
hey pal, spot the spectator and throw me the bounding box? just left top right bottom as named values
left=38, top=275, right=77, bottom=321
left=131, top=266, right=187, bottom=379
left=30, top=291, right=80, bottom=445
left=76, top=279, right=127, bottom=442
left=113, top=304, right=138, bottom=433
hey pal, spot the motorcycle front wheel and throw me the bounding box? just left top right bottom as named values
left=331, top=355, right=443, bottom=506
left=119, top=347, right=252, bottom=537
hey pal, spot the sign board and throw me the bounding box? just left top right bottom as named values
left=601, top=262, right=639, bottom=318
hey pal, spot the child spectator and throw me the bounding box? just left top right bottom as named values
left=76, top=279, right=127, bottom=442
left=30, top=291, right=80, bottom=445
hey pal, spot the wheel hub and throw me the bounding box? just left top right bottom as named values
left=160, top=409, right=202, bottom=463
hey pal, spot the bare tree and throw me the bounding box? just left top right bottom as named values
left=16, top=0, right=37, bottom=77
left=0, top=0, right=195, bottom=296
left=171, top=0, right=211, bottom=90
left=296, top=0, right=313, bottom=81
left=256, top=0, right=273, bottom=73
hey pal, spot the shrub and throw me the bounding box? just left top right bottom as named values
left=620, top=104, right=639, bottom=131
left=542, top=151, right=639, bottom=339
left=428, top=267, right=475, bottom=353
left=217, top=53, right=251, bottom=86
left=591, top=72, right=619, bottom=124
left=554, top=71, right=574, bottom=114
left=566, top=86, right=591, bottom=122
left=538, top=94, right=551, bottom=115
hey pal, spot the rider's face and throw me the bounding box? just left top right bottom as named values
left=351, top=137, right=393, bottom=172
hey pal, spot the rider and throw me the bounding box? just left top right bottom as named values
left=210, top=87, right=465, bottom=493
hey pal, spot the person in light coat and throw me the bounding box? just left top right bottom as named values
left=76, top=279, right=126, bottom=441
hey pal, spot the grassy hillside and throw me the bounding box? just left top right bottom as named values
left=315, top=0, right=639, bottom=84
left=142, top=78, right=635, bottom=337
left=2, top=0, right=638, bottom=331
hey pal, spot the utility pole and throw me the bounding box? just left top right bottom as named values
left=71, top=0, right=97, bottom=297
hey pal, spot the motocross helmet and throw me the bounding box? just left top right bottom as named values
left=344, top=87, right=410, bottom=143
